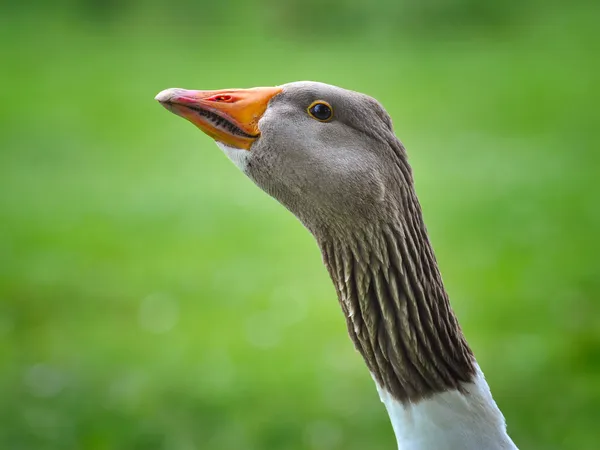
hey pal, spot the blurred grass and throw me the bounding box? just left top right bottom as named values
left=1, top=3, right=599, bottom=449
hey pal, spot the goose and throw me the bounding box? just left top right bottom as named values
left=155, top=81, right=518, bottom=450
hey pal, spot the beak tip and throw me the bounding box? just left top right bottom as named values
left=155, top=88, right=178, bottom=103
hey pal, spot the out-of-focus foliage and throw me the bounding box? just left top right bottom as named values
left=1, top=1, right=598, bottom=449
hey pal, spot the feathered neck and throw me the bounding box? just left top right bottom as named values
left=317, top=195, right=476, bottom=402
left=313, top=179, right=517, bottom=449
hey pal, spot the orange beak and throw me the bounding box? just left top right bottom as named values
left=155, top=86, right=282, bottom=150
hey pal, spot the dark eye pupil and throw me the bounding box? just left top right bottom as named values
left=310, top=103, right=332, bottom=120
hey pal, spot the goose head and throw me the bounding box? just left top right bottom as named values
left=155, top=81, right=471, bottom=399
left=156, top=81, right=408, bottom=238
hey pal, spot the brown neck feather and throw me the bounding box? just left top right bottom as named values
left=317, top=186, right=476, bottom=403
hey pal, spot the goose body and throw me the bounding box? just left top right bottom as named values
left=155, top=81, right=518, bottom=449
left=379, top=366, right=515, bottom=449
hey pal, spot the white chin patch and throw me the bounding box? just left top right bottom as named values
left=216, top=142, right=250, bottom=173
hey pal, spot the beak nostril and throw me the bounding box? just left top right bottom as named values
left=208, top=94, right=234, bottom=103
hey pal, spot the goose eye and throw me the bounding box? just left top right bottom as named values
left=308, top=101, right=333, bottom=122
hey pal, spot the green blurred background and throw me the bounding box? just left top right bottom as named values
left=1, top=1, right=599, bottom=449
